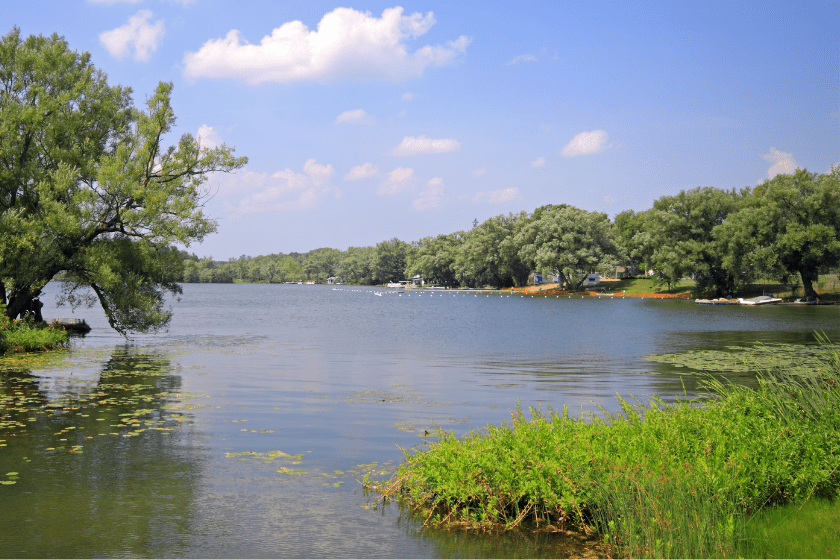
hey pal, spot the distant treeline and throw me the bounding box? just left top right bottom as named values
left=183, top=168, right=840, bottom=299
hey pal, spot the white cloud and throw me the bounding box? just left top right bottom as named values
left=471, top=167, right=486, bottom=177
left=762, top=147, right=797, bottom=179
left=603, top=195, right=617, bottom=204
left=223, top=159, right=336, bottom=216
left=334, top=109, right=369, bottom=125
left=507, top=53, right=537, bottom=65
left=183, top=7, right=471, bottom=85
left=413, top=177, right=444, bottom=210
left=472, top=188, right=520, bottom=204
left=531, top=156, right=546, bottom=167
left=402, top=92, right=413, bottom=101
left=391, top=135, right=461, bottom=156
left=377, top=167, right=415, bottom=194
left=561, top=130, right=609, bottom=157
left=344, top=162, right=378, bottom=180
left=99, top=10, right=165, bottom=62
left=196, top=124, right=223, bottom=150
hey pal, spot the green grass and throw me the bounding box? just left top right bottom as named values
left=372, top=334, right=840, bottom=558
left=597, top=276, right=695, bottom=295
left=740, top=498, right=840, bottom=558
left=740, top=273, right=840, bottom=302
left=0, top=306, right=68, bottom=354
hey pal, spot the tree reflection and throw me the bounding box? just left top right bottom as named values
left=0, top=348, right=204, bottom=558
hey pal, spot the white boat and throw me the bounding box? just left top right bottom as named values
left=386, top=282, right=403, bottom=288
left=737, top=295, right=782, bottom=305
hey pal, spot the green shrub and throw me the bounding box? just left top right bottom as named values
left=374, top=335, right=840, bottom=558
left=0, top=304, right=68, bottom=354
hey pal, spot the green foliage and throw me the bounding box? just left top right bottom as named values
left=641, top=187, right=744, bottom=296
left=376, top=336, right=840, bottom=558
left=337, top=246, right=375, bottom=285
left=0, top=27, right=246, bottom=334
left=406, top=232, right=465, bottom=287
left=455, top=213, right=530, bottom=288
left=372, top=238, right=410, bottom=284
left=0, top=305, right=67, bottom=353
left=715, top=167, right=840, bottom=300
left=516, top=205, right=621, bottom=290
left=303, top=247, right=342, bottom=283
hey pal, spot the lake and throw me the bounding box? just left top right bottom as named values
left=1, top=283, right=837, bottom=558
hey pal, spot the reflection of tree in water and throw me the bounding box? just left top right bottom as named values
left=0, top=348, right=204, bottom=558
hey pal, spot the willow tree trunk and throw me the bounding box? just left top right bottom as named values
left=5, top=289, right=44, bottom=322
left=799, top=266, right=819, bottom=300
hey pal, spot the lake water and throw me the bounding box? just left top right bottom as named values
left=1, top=283, right=837, bottom=558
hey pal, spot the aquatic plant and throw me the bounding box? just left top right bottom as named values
left=372, top=333, right=840, bottom=557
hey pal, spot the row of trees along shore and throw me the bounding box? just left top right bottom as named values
left=186, top=166, right=840, bottom=301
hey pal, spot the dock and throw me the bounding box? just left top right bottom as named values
left=695, top=298, right=739, bottom=305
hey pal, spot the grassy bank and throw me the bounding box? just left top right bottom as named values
left=517, top=273, right=840, bottom=301
left=0, top=306, right=68, bottom=354
left=371, top=336, right=840, bottom=557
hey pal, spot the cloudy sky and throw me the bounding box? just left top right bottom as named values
left=6, top=1, right=839, bottom=257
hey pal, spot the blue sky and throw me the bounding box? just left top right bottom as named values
left=5, top=1, right=839, bottom=258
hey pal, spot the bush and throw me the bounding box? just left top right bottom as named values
left=0, top=305, right=68, bottom=354
left=372, top=335, right=840, bottom=557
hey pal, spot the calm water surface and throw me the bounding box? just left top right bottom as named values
left=1, top=284, right=837, bottom=558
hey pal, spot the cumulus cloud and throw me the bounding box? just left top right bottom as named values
left=561, top=130, right=609, bottom=157
left=391, top=135, right=461, bottom=156
left=99, top=10, right=165, bottom=61
left=472, top=188, right=520, bottom=204
left=413, top=177, right=444, bottom=210
left=402, top=92, right=413, bottom=101
left=334, top=109, right=369, bottom=125
left=507, top=53, right=537, bottom=65
left=196, top=124, right=223, bottom=150
left=471, top=167, right=486, bottom=177
left=344, top=162, right=378, bottom=180
left=378, top=167, right=415, bottom=194
left=183, top=7, right=471, bottom=85
left=223, top=159, right=336, bottom=216
left=531, top=156, right=546, bottom=167
left=762, top=147, right=798, bottom=179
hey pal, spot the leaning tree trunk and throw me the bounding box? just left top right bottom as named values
left=799, top=266, right=820, bottom=300
left=6, top=290, right=44, bottom=322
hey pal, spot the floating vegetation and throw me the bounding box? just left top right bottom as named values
left=225, top=450, right=305, bottom=463
left=0, top=348, right=200, bottom=456
left=346, top=389, right=414, bottom=404
left=1, top=471, right=18, bottom=485
left=393, top=421, right=433, bottom=435
left=646, top=341, right=840, bottom=377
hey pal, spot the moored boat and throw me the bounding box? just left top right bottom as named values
left=737, top=295, right=782, bottom=305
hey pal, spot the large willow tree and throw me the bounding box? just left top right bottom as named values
left=0, top=28, right=246, bottom=334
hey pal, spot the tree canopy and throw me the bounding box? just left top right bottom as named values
left=639, top=187, right=743, bottom=295
left=0, top=28, right=246, bottom=334
left=173, top=168, right=838, bottom=300
left=715, top=167, right=840, bottom=299
left=516, top=205, right=621, bottom=291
